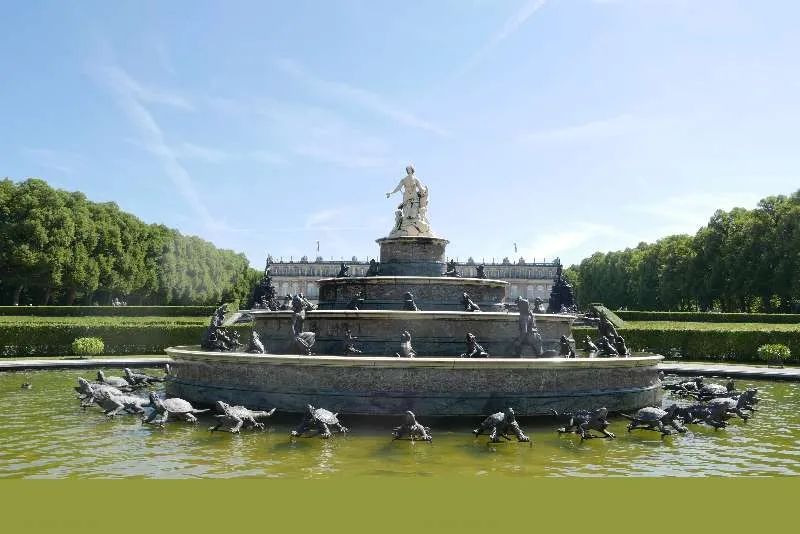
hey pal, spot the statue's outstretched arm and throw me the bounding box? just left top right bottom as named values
left=386, top=180, right=404, bottom=198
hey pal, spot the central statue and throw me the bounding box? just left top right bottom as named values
left=386, top=164, right=433, bottom=237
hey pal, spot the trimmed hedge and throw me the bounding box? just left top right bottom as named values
left=573, top=325, right=800, bottom=363
left=0, top=323, right=250, bottom=356
left=0, top=306, right=217, bottom=317
left=615, top=311, right=800, bottom=324
left=0, top=316, right=208, bottom=326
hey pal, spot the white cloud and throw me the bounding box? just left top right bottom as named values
left=275, top=58, right=448, bottom=136
left=101, top=65, right=193, bottom=111
left=493, top=0, right=548, bottom=43
left=460, top=0, right=548, bottom=74
left=91, top=63, right=214, bottom=229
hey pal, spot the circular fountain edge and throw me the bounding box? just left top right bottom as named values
left=165, top=346, right=663, bottom=416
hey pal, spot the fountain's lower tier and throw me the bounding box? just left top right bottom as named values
left=165, top=348, right=663, bottom=416
left=251, top=310, right=576, bottom=357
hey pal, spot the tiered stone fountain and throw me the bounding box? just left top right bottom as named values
left=166, top=166, right=662, bottom=415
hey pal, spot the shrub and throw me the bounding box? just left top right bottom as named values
left=757, top=344, right=791, bottom=365
left=71, top=337, right=105, bottom=357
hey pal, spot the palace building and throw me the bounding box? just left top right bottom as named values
left=267, top=256, right=559, bottom=304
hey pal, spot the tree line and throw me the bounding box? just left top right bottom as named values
left=570, top=190, right=800, bottom=313
left=0, top=178, right=259, bottom=306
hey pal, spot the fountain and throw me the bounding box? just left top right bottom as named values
left=166, top=166, right=663, bottom=415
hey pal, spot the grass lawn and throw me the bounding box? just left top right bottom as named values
left=622, top=321, right=800, bottom=332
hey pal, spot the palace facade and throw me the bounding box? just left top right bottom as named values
left=267, top=256, right=559, bottom=303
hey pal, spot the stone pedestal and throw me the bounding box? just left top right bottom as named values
left=376, top=236, right=449, bottom=276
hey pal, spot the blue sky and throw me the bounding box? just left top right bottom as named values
left=2, top=0, right=799, bottom=267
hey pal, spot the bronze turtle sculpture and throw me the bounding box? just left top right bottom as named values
left=391, top=411, right=432, bottom=442
left=705, top=393, right=756, bottom=423
left=75, top=377, right=124, bottom=409
left=142, top=392, right=210, bottom=426
left=209, top=401, right=276, bottom=433
left=663, top=376, right=704, bottom=393
left=473, top=407, right=530, bottom=443
left=96, top=370, right=135, bottom=391
left=672, top=404, right=727, bottom=429
left=553, top=407, right=615, bottom=440
left=123, top=367, right=165, bottom=387
left=290, top=404, right=348, bottom=439
left=621, top=405, right=687, bottom=436
left=92, top=389, right=151, bottom=417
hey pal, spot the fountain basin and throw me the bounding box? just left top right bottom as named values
left=165, top=347, right=663, bottom=416
left=253, top=309, right=574, bottom=356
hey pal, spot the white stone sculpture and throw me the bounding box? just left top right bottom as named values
left=385, top=165, right=433, bottom=237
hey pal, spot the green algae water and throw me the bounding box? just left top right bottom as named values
left=1, top=369, right=799, bottom=478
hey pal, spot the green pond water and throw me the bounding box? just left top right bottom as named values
left=1, top=369, right=799, bottom=478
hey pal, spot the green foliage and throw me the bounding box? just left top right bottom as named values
left=757, top=344, right=791, bottom=363
left=0, top=178, right=260, bottom=306
left=0, top=306, right=216, bottom=317
left=573, top=323, right=800, bottom=363
left=70, top=337, right=104, bottom=357
left=0, top=321, right=250, bottom=356
left=616, top=311, right=800, bottom=323
left=572, top=190, right=800, bottom=312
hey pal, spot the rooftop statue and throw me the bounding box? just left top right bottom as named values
left=385, top=164, right=433, bottom=237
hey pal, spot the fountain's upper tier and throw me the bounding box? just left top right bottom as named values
left=316, top=166, right=509, bottom=311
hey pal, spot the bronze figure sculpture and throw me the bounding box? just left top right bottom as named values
left=460, top=333, right=489, bottom=358
left=462, top=292, right=481, bottom=312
